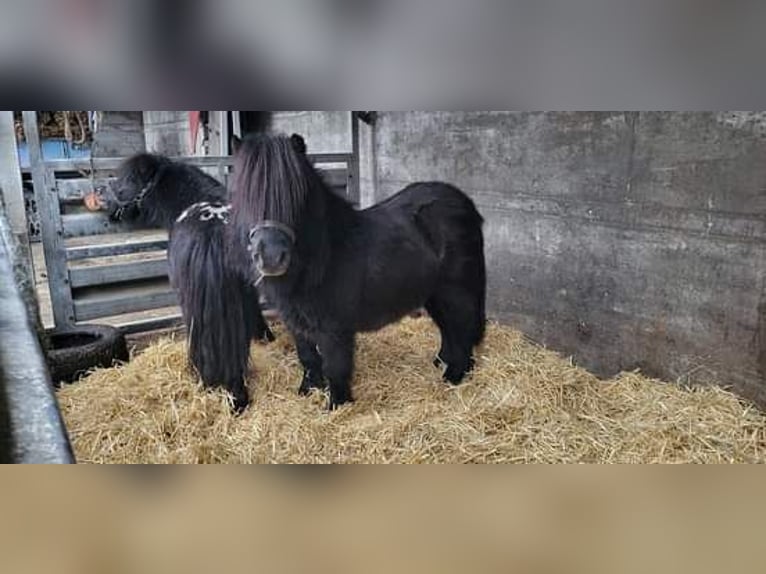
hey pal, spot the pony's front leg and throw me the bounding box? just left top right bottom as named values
left=253, top=310, right=276, bottom=343
left=317, top=332, right=355, bottom=410
left=295, top=335, right=326, bottom=395
left=229, top=380, right=251, bottom=414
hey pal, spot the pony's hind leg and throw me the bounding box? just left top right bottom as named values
left=426, top=287, right=483, bottom=385
left=317, top=332, right=355, bottom=410
left=295, top=335, right=326, bottom=395
left=425, top=298, right=457, bottom=371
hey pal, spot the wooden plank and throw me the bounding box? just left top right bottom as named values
left=23, top=111, right=75, bottom=328
left=67, top=239, right=168, bottom=261
left=62, top=213, right=138, bottom=238
left=69, top=259, right=169, bottom=289
left=73, top=280, right=177, bottom=322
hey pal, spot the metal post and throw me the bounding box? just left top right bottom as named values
left=232, top=111, right=242, bottom=138
left=0, top=206, right=75, bottom=464
left=0, top=112, right=26, bottom=240
left=0, top=114, right=46, bottom=347
left=22, top=111, right=75, bottom=329
left=219, top=111, right=230, bottom=156
left=349, top=111, right=361, bottom=205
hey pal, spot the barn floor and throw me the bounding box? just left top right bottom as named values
left=57, top=318, right=766, bottom=464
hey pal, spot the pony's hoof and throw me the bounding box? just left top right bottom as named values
left=258, top=327, right=276, bottom=343
left=298, top=376, right=327, bottom=396
left=232, top=396, right=251, bottom=415
left=443, top=366, right=466, bottom=386
left=327, top=391, right=353, bottom=411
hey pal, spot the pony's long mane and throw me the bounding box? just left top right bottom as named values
left=230, top=134, right=317, bottom=230
left=117, top=153, right=172, bottom=182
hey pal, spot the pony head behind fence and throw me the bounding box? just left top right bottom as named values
left=103, top=153, right=227, bottom=231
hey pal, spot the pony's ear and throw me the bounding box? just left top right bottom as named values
left=231, top=135, right=243, bottom=155
left=290, top=133, right=307, bottom=155
left=131, top=153, right=160, bottom=178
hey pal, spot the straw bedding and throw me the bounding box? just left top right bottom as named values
left=57, top=318, right=766, bottom=463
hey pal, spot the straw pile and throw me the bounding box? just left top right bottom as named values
left=57, top=318, right=766, bottom=463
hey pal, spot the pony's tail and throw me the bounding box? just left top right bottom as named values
left=169, top=223, right=255, bottom=407
left=474, top=228, right=487, bottom=346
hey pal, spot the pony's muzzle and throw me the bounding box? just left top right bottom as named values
left=249, top=232, right=292, bottom=277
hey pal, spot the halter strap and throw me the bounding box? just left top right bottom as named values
left=249, top=220, right=297, bottom=244
left=133, top=164, right=168, bottom=210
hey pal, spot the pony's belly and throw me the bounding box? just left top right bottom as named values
left=353, top=301, right=424, bottom=333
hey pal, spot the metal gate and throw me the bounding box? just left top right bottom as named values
left=23, top=111, right=361, bottom=333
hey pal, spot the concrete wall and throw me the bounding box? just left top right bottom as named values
left=272, top=111, right=376, bottom=206
left=272, top=112, right=352, bottom=153
left=373, top=112, right=766, bottom=406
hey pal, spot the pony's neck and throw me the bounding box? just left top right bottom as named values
left=291, top=176, right=355, bottom=289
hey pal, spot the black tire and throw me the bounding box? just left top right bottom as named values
left=45, top=325, right=129, bottom=388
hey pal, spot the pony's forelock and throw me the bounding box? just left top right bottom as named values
left=230, top=134, right=313, bottom=230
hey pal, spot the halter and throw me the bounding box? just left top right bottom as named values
left=112, top=164, right=167, bottom=220
left=248, top=220, right=297, bottom=244
left=133, top=164, right=168, bottom=210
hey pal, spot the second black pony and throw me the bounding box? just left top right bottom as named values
left=103, top=153, right=274, bottom=412
left=230, top=134, right=486, bottom=410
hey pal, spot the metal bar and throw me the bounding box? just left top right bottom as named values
left=62, top=213, right=137, bottom=238
left=349, top=112, right=361, bottom=205
left=219, top=111, right=229, bottom=156
left=70, top=259, right=169, bottom=289
left=0, top=213, right=75, bottom=464
left=320, top=168, right=350, bottom=188
left=40, top=153, right=354, bottom=172
left=67, top=239, right=169, bottom=261
left=56, top=178, right=115, bottom=202
left=23, top=111, right=75, bottom=328
left=117, top=315, right=183, bottom=336
left=42, top=157, right=125, bottom=171
left=73, top=281, right=177, bottom=322
left=232, top=111, right=242, bottom=138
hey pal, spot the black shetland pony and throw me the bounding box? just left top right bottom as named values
left=103, top=153, right=274, bottom=412
left=230, top=134, right=486, bottom=410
